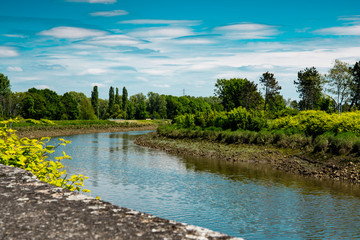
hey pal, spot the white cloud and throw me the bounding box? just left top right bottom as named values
left=90, top=10, right=128, bottom=17
left=214, top=23, right=280, bottom=39
left=152, top=84, right=170, bottom=88
left=79, top=68, right=107, bottom=75
left=119, top=19, right=201, bottom=26
left=129, top=27, right=194, bottom=39
left=14, top=77, right=42, bottom=82
left=0, top=46, right=19, bottom=57
left=36, top=85, right=51, bottom=90
left=38, top=26, right=107, bottom=39
left=3, top=34, right=25, bottom=38
left=91, top=82, right=106, bottom=87
left=338, top=15, right=360, bottom=22
left=174, top=38, right=215, bottom=45
left=315, top=24, right=360, bottom=36
left=7, top=66, right=23, bottom=72
left=67, top=0, right=116, bottom=4
left=86, top=35, right=142, bottom=46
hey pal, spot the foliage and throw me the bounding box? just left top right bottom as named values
left=0, top=119, right=89, bottom=193
left=215, top=78, right=264, bottom=111
left=294, top=67, right=324, bottom=110
left=326, top=59, right=352, bottom=114
left=259, top=71, right=282, bottom=111
left=91, top=86, right=99, bottom=119
left=349, top=61, right=360, bottom=109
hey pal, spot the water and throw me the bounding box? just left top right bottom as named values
left=50, top=131, right=360, bottom=239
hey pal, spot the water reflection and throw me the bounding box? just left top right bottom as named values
left=50, top=131, right=360, bottom=239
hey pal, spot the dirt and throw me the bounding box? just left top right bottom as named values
left=135, top=133, right=360, bottom=184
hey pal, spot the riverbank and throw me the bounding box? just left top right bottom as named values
left=0, top=164, right=240, bottom=240
left=135, top=132, right=360, bottom=184
left=14, top=121, right=158, bottom=139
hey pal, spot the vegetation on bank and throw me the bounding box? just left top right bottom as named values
left=161, top=109, right=360, bottom=158
left=0, top=119, right=90, bottom=193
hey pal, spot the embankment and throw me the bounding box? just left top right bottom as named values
left=0, top=163, right=241, bottom=240
left=135, top=133, right=360, bottom=184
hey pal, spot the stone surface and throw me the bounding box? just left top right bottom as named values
left=0, top=164, right=242, bottom=240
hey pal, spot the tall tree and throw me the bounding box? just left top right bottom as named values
left=294, top=67, right=324, bottom=110
left=115, top=87, right=121, bottom=106
left=215, top=78, right=263, bottom=111
left=259, top=71, right=281, bottom=111
left=0, top=73, right=11, bottom=118
left=91, top=86, right=99, bottom=119
left=108, top=86, right=115, bottom=117
left=122, top=87, right=128, bottom=119
left=349, top=61, right=360, bottom=109
left=326, top=59, right=352, bottom=114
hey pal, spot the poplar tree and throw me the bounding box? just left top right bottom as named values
left=91, top=86, right=99, bottom=119
left=122, top=87, right=128, bottom=119
left=108, top=86, right=115, bottom=117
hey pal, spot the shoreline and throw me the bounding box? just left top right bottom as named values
left=135, top=132, right=360, bottom=184
left=16, top=125, right=157, bottom=139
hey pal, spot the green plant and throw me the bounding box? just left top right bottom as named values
left=0, top=118, right=89, bottom=193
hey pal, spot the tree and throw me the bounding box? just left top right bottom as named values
left=115, top=87, right=121, bottom=106
left=326, top=60, right=352, bottom=114
left=130, top=93, right=147, bottom=119
left=259, top=71, right=282, bottom=111
left=68, top=91, right=96, bottom=120
left=147, top=92, right=167, bottom=119
left=0, top=73, right=11, bottom=118
left=215, top=78, right=263, bottom=111
left=61, top=92, right=79, bottom=120
left=294, top=67, right=324, bottom=110
left=91, top=86, right=99, bottom=119
left=122, top=87, right=128, bottom=119
left=349, top=61, right=360, bottom=109
left=108, top=86, right=115, bottom=117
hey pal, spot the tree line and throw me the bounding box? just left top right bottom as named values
left=0, top=59, right=359, bottom=121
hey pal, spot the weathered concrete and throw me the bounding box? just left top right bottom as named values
left=0, top=164, right=242, bottom=240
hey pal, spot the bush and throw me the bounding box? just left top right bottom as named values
left=0, top=118, right=89, bottom=193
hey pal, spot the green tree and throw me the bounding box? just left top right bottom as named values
left=126, top=101, right=135, bottom=119
left=61, top=92, right=79, bottom=120
left=259, top=71, right=282, bottom=111
left=68, top=92, right=96, bottom=120
left=115, top=87, right=121, bottom=106
left=326, top=59, right=352, bottom=114
left=215, top=78, right=263, bottom=111
left=130, top=93, right=147, bottom=119
left=147, top=92, right=167, bottom=119
left=21, top=95, right=36, bottom=119
left=0, top=73, right=11, bottom=118
left=108, top=86, right=115, bottom=117
left=91, top=86, right=99, bottom=119
left=122, top=87, right=128, bottom=119
left=294, top=67, right=324, bottom=110
left=349, top=61, right=360, bottom=109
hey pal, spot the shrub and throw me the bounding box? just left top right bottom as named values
left=0, top=119, right=89, bottom=193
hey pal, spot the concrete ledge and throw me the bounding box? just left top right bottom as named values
left=0, top=164, right=242, bottom=240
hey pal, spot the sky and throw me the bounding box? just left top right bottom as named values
left=1, top=0, right=360, bottom=100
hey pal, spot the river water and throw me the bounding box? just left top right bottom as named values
left=51, top=131, right=360, bottom=239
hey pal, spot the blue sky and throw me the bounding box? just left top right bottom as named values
left=1, top=0, right=360, bottom=100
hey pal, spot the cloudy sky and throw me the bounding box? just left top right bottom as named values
left=1, top=0, right=360, bottom=99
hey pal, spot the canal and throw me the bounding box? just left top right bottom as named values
left=51, top=131, right=360, bottom=239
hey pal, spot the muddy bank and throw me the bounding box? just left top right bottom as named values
left=16, top=125, right=157, bottom=139
left=135, top=133, right=360, bottom=184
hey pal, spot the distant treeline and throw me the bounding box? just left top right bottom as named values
left=0, top=59, right=359, bottom=120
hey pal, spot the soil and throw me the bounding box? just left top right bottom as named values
left=135, top=133, right=360, bottom=184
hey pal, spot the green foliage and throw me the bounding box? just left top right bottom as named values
left=0, top=119, right=89, bottom=193
left=215, top=78, right=264, bottom=111
left=294, top=67, right=324, bottom=110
